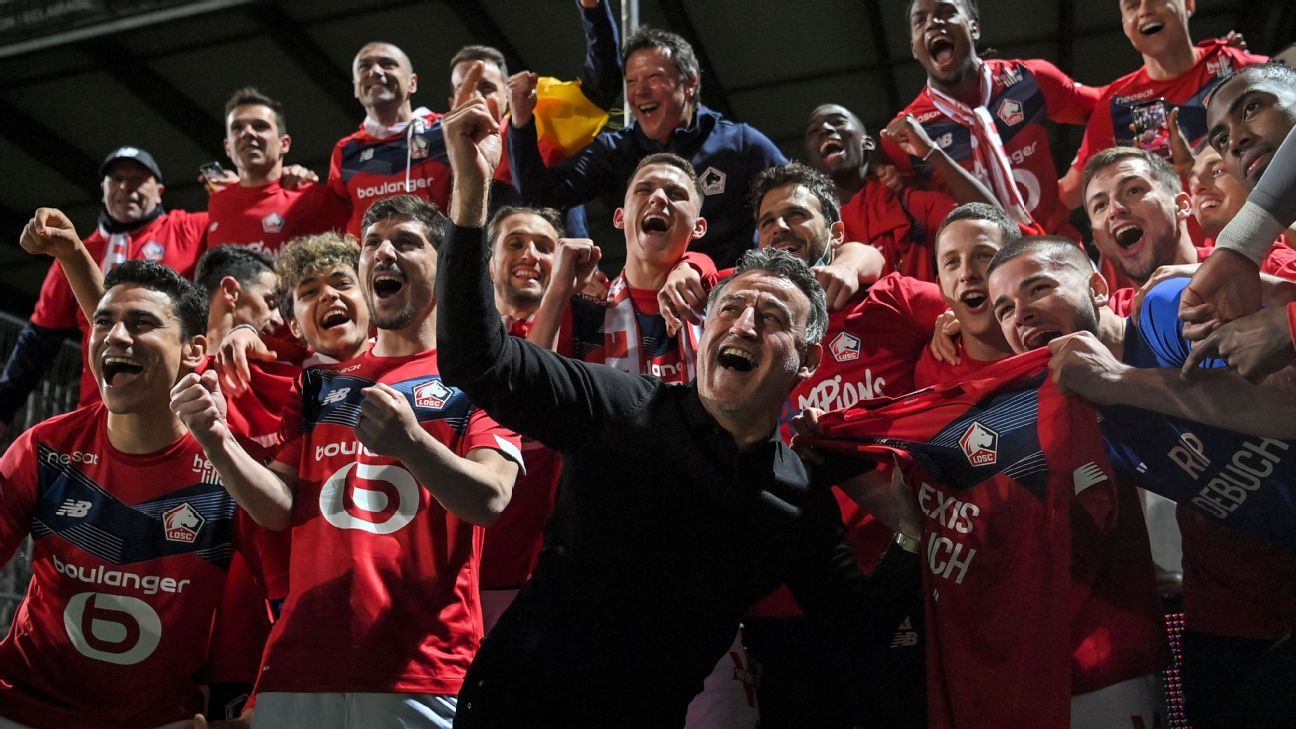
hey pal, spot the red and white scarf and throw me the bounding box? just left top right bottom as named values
left=601, top=273, right=700, bottom=384
left=927, top=63, right=1036, bottom=227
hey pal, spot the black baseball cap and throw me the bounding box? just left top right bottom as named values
left=99, top=146, right=163, bottom=182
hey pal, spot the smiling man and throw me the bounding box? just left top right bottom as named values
left=0, top=147, right=209, bottom=434
left=206, top=88, right=346, bottom=255
left=1083, top=147, right=1201, bottom=289
left=509, top=26, right=786, bottom=269
left=1062, top=0, right=1267, bottom=209
left=885, top=0, right=1097, bottom=240
left=526, top=153, right=712, bottom=384
left=171, top=195, right=523, bottom=728
left=438, top=82, right=922, bottom=729
left=0, top=260, right=247, bottom=729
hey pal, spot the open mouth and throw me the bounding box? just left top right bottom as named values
left=1112, top=222, right=1144, bottom=249
left=637, top=102, right=661, bottom=118
left=928, top=35, right=956, bottom=65
left=1139, top=21, right=1164, bottom=36
left=1197, top=196, right=1222, bottom=211
left=101, top=356, right=144, bottom=388
left=320, top=309, right=351, bottom=330
left=641, top=214, right=670, bottom=234
left=1022, top=329, right=1061, bottom=350
left=960, top=290, right=988, bottom=313
left=372, top=272, right=405, bottom=299
left=717, top=346, right=757, bottom=372
left=819, top=138, right=846, bottom=163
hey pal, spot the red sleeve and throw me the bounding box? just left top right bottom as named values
left=461, top=408, right=524, bottom=470
left=1107, top=287, right=1137, bottom=318
left=1022, top=58, right=1100, bottom=126
left=301, top=182, right=352, bottom=237
left=879, top=125, right=922, bottom=181
left=0, top=428, right=39, bottom=563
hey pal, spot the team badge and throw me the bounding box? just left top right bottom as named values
left=997, top=99, right=1024, bottom=127
left=261, top=212, right=285, bottom=234
left=829, top=331, right=861, bottom=363
left=140, top=240, right=165, bottom=261
left=412, top=380, right=452, bottom=410
left=959, top=422, right=998, bottom=466
left=700, top=166, right=726, bottom=196
left=162, top=503, right=205, bottom=544
left=410, top=134, right=430, bottom=160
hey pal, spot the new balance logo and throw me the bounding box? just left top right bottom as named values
left=55, top=499, right=92, bottom=518
left=322, top=388, right=351, bottom=405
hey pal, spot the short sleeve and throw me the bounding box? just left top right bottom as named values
left=1023, top=58, right=1099, bottom=126
left=462, top=408, right=525, bottom=472
left=1134, top=278, right=1224, bottom=369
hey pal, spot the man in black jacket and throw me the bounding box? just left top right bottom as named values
left=435, top=70, right=922, bottom=729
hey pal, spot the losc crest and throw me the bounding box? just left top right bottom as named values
left=162, top=503, right=205, bottom=544
left=959, top=422, right=999, bottom=466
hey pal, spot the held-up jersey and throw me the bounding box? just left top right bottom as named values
left=31, top=210, right=209, bottom=408
left=262, top=346, right=522, bottom=694
left=329, top=111, right=452, bottom=238
left=884, top=58, right=1097, bottom=239
left=809, top=351, right=1159, bottom=729
left=1071, top=41, right=1267, bottom=174
left=0, top=404, right=237, bottom=729
left=206, top=181, right=348, bottom=256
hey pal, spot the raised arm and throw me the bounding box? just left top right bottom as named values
left=576, top=0, right=623, bottom=110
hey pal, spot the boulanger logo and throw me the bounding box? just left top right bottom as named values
left=63, top=592, right=162, bottom=666
left=319, top=462, right=419, bottom=534
left=959, top=422, right=999, bottom=466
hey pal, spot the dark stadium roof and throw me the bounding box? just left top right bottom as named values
left=0, top=0, right=1286, bottom=315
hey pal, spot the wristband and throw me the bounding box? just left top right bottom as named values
left=894, top=531, right=920, bottom=554
left=228, top=323, right=260, bottom=338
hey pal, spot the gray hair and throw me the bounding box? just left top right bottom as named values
left=707, top=247, right=828, bottom=346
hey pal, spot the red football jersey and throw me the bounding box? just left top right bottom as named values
left=811, top=351, right=1159, bottom=729
left=884, top=58, right=1097, bottom=239
left=206, top=181, right=348, bottom=256
left=30, top=211, right=209, bottom=409
left=328, top=111, right=452, bottom=238
left=262, top=346, right=522, bottom=694
left=1072, top=41, right=1267, bottom=174
left=840, top=177, right=957, bottom=282
left=0, top=404, right=238, bottom=729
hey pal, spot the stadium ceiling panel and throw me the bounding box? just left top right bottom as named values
left=0, top=0, right=1275, bottom=315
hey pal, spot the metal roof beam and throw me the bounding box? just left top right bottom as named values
left=244, top=3, right=356, bottom=121
left=0, top=97, right=101, bottom=189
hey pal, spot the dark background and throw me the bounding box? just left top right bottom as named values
left=0, top=0, right=1290, bottom=317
